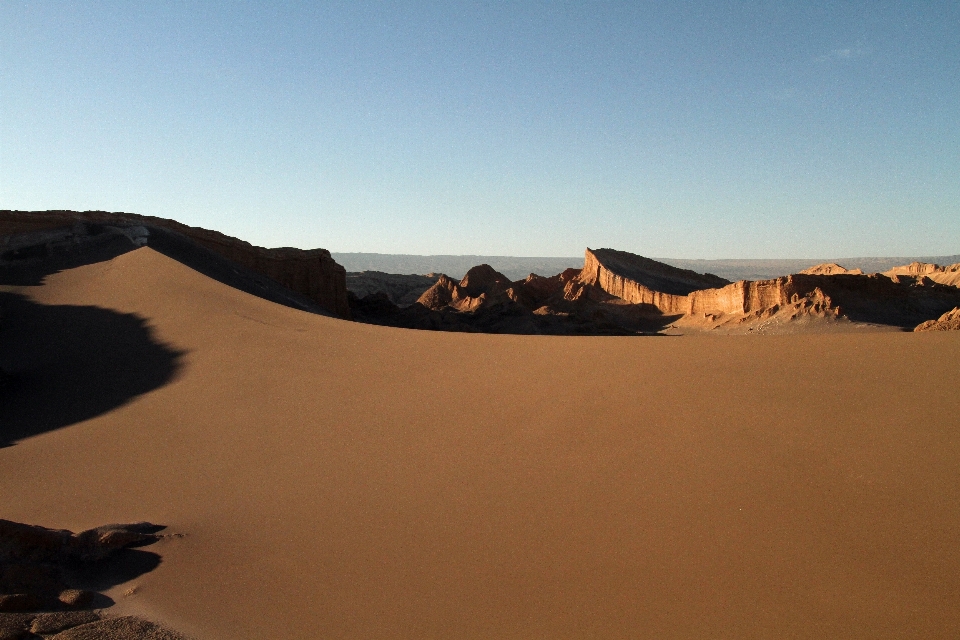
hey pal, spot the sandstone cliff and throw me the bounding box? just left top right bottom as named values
left=577, top=247, right=960, bottom=328
left=0, top=210, right=350, bottom=318
left=580, top=249, right=730, bottom=300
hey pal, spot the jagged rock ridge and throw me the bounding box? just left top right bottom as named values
left=351, top=249, right=960, bottom=335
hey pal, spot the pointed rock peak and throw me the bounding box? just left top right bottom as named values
left=799, top=263, right=862, bottom=275
left=459, top=264, right=511, bottom=296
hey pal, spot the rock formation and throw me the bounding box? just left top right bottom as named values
left=0, top=210, right=349, bottom=318
left=914, top=307, right=960, bottom=332
left=352, top=262, right=677, bottom=335
left=572, top=248, right=730, bottom=315
left=352, top=249, right=960, bottom=335
left=799, top=263, right=863, bottom=276
left=0, top=519, right=159, bottom=611
left=0, top=519, right=190, bottom=638
left=884, top=261, right=960, bottom=288
left=0, top=612, right=188, bottom=639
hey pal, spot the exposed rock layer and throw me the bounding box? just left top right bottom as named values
left=0, top=210, right=349, bottom=318
left=580, top=248, right=730, bottom=298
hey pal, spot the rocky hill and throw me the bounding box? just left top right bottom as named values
left=799, top=263, right=863, bottom=275
left=351, top=248, right=960, bottom=335
left=0, top=210, right=350, bottom=318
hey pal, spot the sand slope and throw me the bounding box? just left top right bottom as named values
left=2, top=247, right=960, bottom=639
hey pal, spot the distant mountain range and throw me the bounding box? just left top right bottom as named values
left=333, top=252, right=960, bottom=282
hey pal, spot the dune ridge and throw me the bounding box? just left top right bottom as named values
left=0, top=210, right=349, bottom=318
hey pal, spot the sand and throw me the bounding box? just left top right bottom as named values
left=2, top=247, right=960, bottom=639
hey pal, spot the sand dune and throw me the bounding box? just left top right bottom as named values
left=2, top=247, right=960, bottom=638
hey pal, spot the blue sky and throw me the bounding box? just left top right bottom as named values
left=1, top=1, right=958, bottom=258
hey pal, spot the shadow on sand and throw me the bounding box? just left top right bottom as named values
left=0, top=291, right=185, bottom=447
left=0, top=221, right=325, bottom=447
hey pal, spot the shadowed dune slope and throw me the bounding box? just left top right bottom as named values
left=2, top=247, right=960, bottom=639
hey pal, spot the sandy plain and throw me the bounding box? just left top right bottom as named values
left=1, top=247, right=960, bottom=639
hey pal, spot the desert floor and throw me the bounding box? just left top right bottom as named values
left=2, top=247, right=959, bottom=639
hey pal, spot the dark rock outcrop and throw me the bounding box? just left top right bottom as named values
left=0, top=613, right=189, bottom=640
left=48, top=615, right=188, bottom=640
left=915, top=307, right=960, bottom=332
left=0, top=520, right=189, bottom=638
left=345, top=271, right=439, bottom=307
left=0, top=519, right=163, bottom=612
left=29, top=611, right=100, bottom=635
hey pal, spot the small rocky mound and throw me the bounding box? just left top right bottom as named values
left=914, top=307, right=960, bottom=332
left=0, top=520, right=189, bottom=638
left=0, top=612, right=188, bottom=639
left=799, top=263, right=863, bottom=276
left=1, top=519, right=161, bottom=610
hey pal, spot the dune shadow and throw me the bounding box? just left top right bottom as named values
left=0, top=292, right=185, bottom=447
left=66, top=548, right=163, bottom=596
left=0, top=226, right=141, bottom=287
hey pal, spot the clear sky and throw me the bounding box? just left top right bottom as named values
left=1, top=2, right=958, bottom=258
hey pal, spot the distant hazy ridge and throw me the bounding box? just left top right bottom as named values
left=333, top=252, right=960, bottom=282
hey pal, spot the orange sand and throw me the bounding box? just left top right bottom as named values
left=2, top=247, right=960, bottom=639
